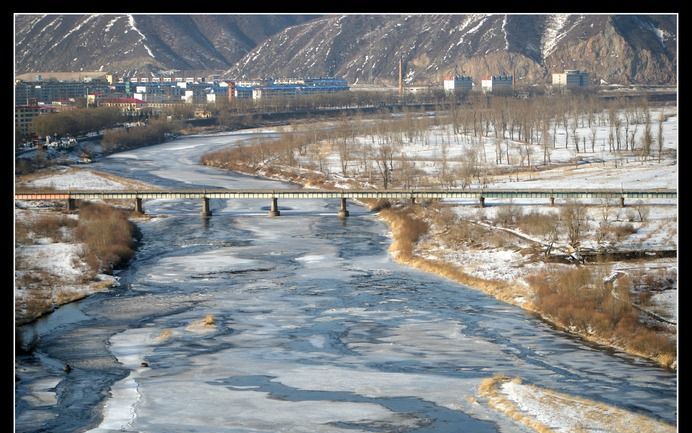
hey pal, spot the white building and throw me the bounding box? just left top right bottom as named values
left=443, top=75, right=473, bottom=93
left=552, top=69, right=590, bottom=89
left=481, top=75, right=513, bottom=93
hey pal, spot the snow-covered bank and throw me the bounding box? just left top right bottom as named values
left=480, top=375, right=675, bottom=433
left=14, top=167, right=152, bottom=326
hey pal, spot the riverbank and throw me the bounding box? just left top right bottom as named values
left=478, top=374, right=675, bottom=433
left=14, top=167, right=156, bottom=330
left=201, top=152, right=676, bottom=370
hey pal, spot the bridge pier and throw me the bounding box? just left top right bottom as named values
left=134, top=198, right=144, bottom=214
left=268, top=197, right=280, bottom=217
left=338, top=197, right=349, bottom=218
left=620, top=197, right=626, bottom=208
left=479, top=196, right=485, bottom=208
left=550, top=196, right=555, bottom=207
left=201, top=197, right=211, bottom=217
left=66, top=198, right=76, bottom=211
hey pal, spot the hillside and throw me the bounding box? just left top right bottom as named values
left=227, top=14, right=676, bottom=85
left=15, top=14, right=676, bottom=85
left=15, top=14, right=316, bottom=75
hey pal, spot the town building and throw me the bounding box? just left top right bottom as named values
left=481, top=75, right=513, bottom=93
left=15, top=104, right=57, bottom=137
left=236, top=77, right=349, bottom=100
left=443, top=75, right=473, bottom=93
left=552, top=69, right=590, bottom=89
left=99, top=97, right=147, bottom=115
left=15, top=78, right=110, bottom=105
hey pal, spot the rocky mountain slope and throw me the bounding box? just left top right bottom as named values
left=15, top=14, right=316, bottom=75
left=16, top=14, right=676, bottom=85
left=227, top=14, right=676, bottom=86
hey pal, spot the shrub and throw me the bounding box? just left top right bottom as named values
left=517, top=210, right=559, bottom=237
left=608, top=223, right=637, bottom=241
left=495, top=204, right=520, bottom=226
left=75, top=203, right=135, bottom=273
left=529, top=265, right=676, bottom=367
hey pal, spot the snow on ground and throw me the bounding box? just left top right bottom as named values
left=14, top=168, right=140, bottom=323
left=21, top=168, right=128, bottom=190
left=16, top=242, right=86, bottom=278
left=296, top=106, right=677, bottom=192
left=497, top=379, right=676, bottom=433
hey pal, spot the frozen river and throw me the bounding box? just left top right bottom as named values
left=16, top=130, right=677, bottom=432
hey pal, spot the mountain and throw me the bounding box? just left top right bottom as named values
left=16, top=14, right=676, bottom=85
left=226, top=14, right=676, bottom=86
left=15, top=14, right=317, bottom=75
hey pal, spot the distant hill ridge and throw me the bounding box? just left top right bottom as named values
left=16, top=14, right=676, bottom=85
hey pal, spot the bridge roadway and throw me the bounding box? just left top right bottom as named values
left=15, top=188, right=677, bottom=217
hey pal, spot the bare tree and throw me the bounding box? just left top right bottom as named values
left=640, top=109, right=653, bottom=160
left=657, top=111, right=665, bottom=163
left=542, top=122, right=552, bottom=164
left=561, top=200, right=587, bottom=254
left=562, top=111, right=570, bottom=148
left=373, top=145, right=395, bottom=189
left=571, top=116, right=580, bottom=153
left=634, top=200, right=650, bottom=222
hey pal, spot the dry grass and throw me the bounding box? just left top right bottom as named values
left=478, top=375, right=555, bottom=433
left=75, top=203, right=136, bottom=273
left=15, top=213, right=77, bottom=244
left=479, top=375, right=676, bottom=433
left=527, top=265, right=676, bottom=368
left=377, top=207, right=429, bottom=259
left=516, top=210, right=559, bottom=237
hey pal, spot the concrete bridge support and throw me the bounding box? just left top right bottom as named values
left=134, top=198, right=144, bottom=214
left=268, top=197, right=280, bottom=217
left=479, top=196, right=485, bottom=208
left=338, top=198, right=349, bottom=218
left=66, top=198, right=76, bottom=211
left=201, top=197, right=211, bottom=217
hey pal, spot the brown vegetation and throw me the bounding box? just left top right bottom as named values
left=15, top=213, right=78, bottom=243
left=31, top=106, right=123, bottom=138
left=75, top=203, right=136, bottom=273
left=527, top=266, right=676, bottom=367
left=478, top=374, right=676, bottom=433
left=101, top=119, right=180, bottom=152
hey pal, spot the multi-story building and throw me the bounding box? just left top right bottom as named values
left=15, top=78, right=111, bottom=105
left=480, top=75, right=513, bottom=93
left=99, top=97, right=147, bottom=114
left=443, top=75, right=473, bottom=93
left=237, top=77, right=349, bottom=100
left=552, top=69, right=590, bottom=89
left=15, top=104, right=57, bottom=137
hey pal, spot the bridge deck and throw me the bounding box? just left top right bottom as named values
left=15, top=188, right=677, bottom=201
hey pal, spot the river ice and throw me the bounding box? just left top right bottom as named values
left=16, top=130, right=677, bottom=433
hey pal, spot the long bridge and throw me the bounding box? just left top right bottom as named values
left=15, top=188, right=677, bottom=218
